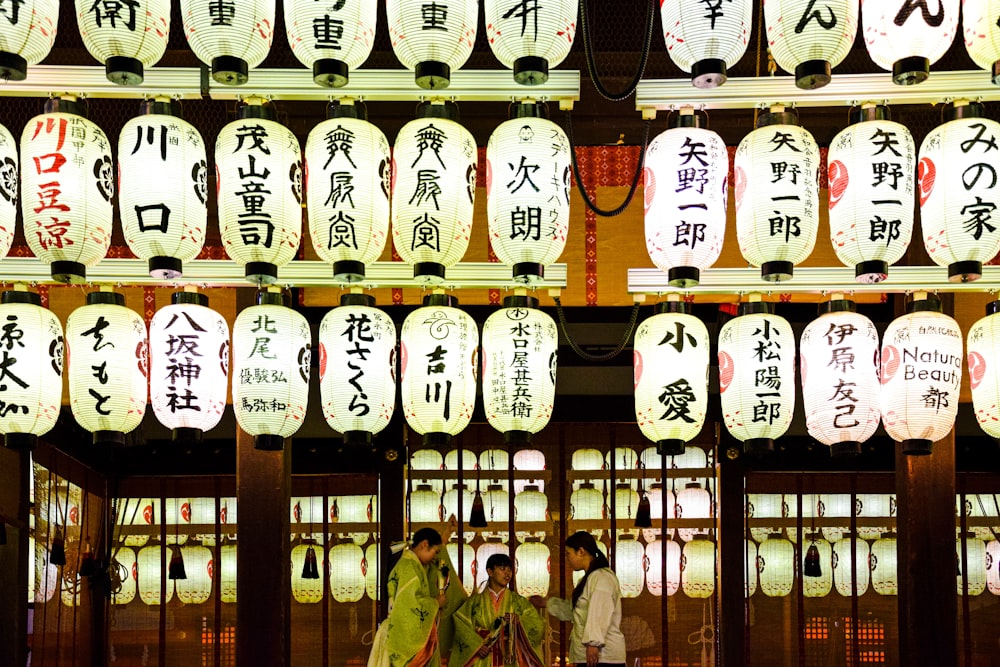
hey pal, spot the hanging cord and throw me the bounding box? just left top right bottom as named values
left=552, top=296, right=640, bottom=362
left=579, top=0, right=657, bottom=101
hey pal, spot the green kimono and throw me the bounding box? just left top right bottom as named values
left=449, top=587, right=545, bottom=667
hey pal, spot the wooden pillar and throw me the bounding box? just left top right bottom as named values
left=0, top=443, right=30, bottom=667
left=376, top=417, right=405, bottom=621
left=717, top=432, right=747, bottom=667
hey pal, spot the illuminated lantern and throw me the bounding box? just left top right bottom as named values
left=827, top=105, right=915, bottom=283
left=486, top=103, right=571, bottom=282
left=832, top=534, right=870, bottom=596
left=856, top=494, right=895, bottom=542
left=483, top=483, right=510, bottom=541
left=605, top=448, right=639, bottom=478
left=514, top=540, right=550, bottom=597
left=958, top=533, right=987, bottom=596
left=0, top=124, right=17, bottom=258
left=512, top=448, right=546, bottom=494
left=149, top=292, right=230, bottom=443
left=870, top=533, right=898, bottom=595
left=745, top=539, right=758, bottom=597
left=570, top=482, right=604, bottom=539
left=411, top=448, right=444, bottom=471
left=681, top=536, right=715, bottom=598
left=746, top=493, right=790, bottom=544
left=219, top=543, right=237, bottom=603
left=442, top=484, right=474, bottom=543
left=571, top=448, right=604, bottom=482
left=137, top=545, right=173, bottom=605
left=964, top=493, right=1000, bottom=541
left=642, top=482, right=675, bottom=543
left=484, top=0, right=574, bottom=84
left=985, top=539, right=1000, bottom=595
left=800, top=299, right=881, bottom=457
left=764, top=0, right=858, bottom=89
left=291, top=496, right=325, bottom=544
left=668, top=444, right=709, bottom=486
left=306, top=103, right=390, bottom=282
left=165, top=498, right=191, bottom=546
left=216, top=100, right=303, bottom=284
left=919, top=102, right=1000, bottom=282
left=661, top=0, right=751, bottom=87
left=0, top=290, right=63, bottom=450
left=643, top=110, right=727, bottom=286
left=634, top=302, right=710, bottom=455
left=514, top=485, right=547, bottom=541
left=386, top=0, right=476, bottom=89
left=863, top=0, right=959, bottom=84
left=21, top=98, right=113, bottom=283
left=123, top=497, right=155, bottom=548
left=675, top=482, right=712, bottom=543
left=645, top=539, right=681, bottom=596
left=66, top=292, right=147, bottom=446
left=330, top=541, right=366, bottom=603
left=880, top=293, right=963, bottom=455
left=179, top=0, right=275, bottom=85
left=447, top=541, right=475, bottom=595
left=76, top=0, right=169, bottom=85
left=0, top=0, right=58, bottom=81
left=119, top=100, right=207, bottom=279
left=391, top=103, right=477, bottom=283
left=734, top=108, right=820, bottom=281
left=802, top=535, right=833, bottom=598
left=475, top=540, right=510, bottom=590
left=364, top=543, right=380, bottom=600
left=968, top=301, right=1000, bottom=438
left=176, top=545, right=213, bottom=604
left=410, top=483, right=442, bottom=524
left=718, top=302, right=796, bottom=453
left=335, top=495, right=376, bottom=546
left=819, top=493, right=853, bottom=543
left=191, top=497, right=218, bottom=546
left=447, top=448, right=479, bottom=472
left=615, top=536, right=645, bottom=598
left=963, top=0, right=1000, bottom=83
left=399, top=294, right=478, bottom=446
left=285, top=0, right=375, bottom=87
left=757, top=534, right=795, bottom=597
left=290, top=542, right=322, bottom=604
left=110, top=547, right=138, bottom=605
left=613, top=483, right=640, bottom=540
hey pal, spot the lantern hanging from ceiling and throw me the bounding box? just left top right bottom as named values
left=734, top=108, right=820, bottom=282
left=21, top=98, right=113, bottom=283
left=958, top=533, right=987, bottom=596
left=0, top=290, right=63, bottom=450
left=681, top=535, right=716, bottom=598
left=615, top=536, right=645, bottom=599
left=764, top=0, right=858, bottom=89
left=802, top=535, right=833, bottom=598
left=149, top=291, right=230, bottom=443
left=137, top=545, right=173, bottom=605
left=985, top=539, right=1000, bottom=595
left=285, top=0, right=376, bottom=87
left=119, top=99, right=208, bottom=279
left=718, top=300, right=796, bottom=454
left=818, top=493, right=852, bottom=544
left=919, top=101, right=1000, bottom=282
left=335, top=495, right=376, bottom=546
left=410, top=483, right=443, bottom=524
left=484, top=0, right=575, bottom=84
left=569, top=482, right=605, bottom=539
left=642, top=482, right=675, bottom=543
left=856, top=494, right=895, bottom=542
left=364, top=543, right=379, bottom=600
left=66, top=291, right=147, bottom=446
left=675, top=482, right=712, bottom=543
left=634, top=301, right=710, bottom=456
left=746, top=494, right=790, bottom=544
left=963, top=0, right=1000, bottom=84
left=191, top=497, right=218, bottom=546
left=123, top=497, right=155, bottom=547
left=613, top=483, right=640, bottom=540
left=800, top=299, right=881, bottom=457
left=179, top=0, right=275, bottom=85
left=486, top=102, right=571, bottom=282
left=880, top=293, right=963, bottom=455
left=176, top=545, right=213, bottom=605
left=514, top=485, right=547, bottom=541
left=306, top=103, right=390, bottom=282
left=165, top=498, right=191, bottom=545
left=513, top=448, right=546, bottom=493
left=514, top=540, right=550, bottom=597
left=291, top=542, right=323, bottom=604
left=828, top=105, right=916, bottom=283
left=411, top=448, right=444, bottom=471
left=870, top=532, right=898, bottom=595
left=863, top=0, right=959, bottom=84
left=75, top=0, right=169, bottom=85
left=216, top=99, right=303, bottom=285
left=447, top=541, right=475, bottom=596
left=391, top=102, right=477, bottom=284
left=969, top=301, right=1000, bottom=438
left=661, top=0, right=752, bottom=88
left=757, top=534, right=795, bottom=597
left=483, top=483, right=510, bottom=542
left=0, top=0, right=58, bottom=81
left=219, top=543, right=237, bottom=603
left=832, top=534, right=870, bottom=596
left=330, top=541, right=366, bottom=603
left=232, top=291, right=311, bottom=450
left=447, top=447, right=479, bottom=472
left=400, top=293, right=478, bottom=447
left=110, top=547, right=138, bottom=605
left=0, top=123, right=17, bottom=259
left=386, top=0, right=477, bottom=89
left=644, top=538, right=681, bottom=597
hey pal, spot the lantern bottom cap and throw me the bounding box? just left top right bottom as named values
left=245, top=262, right=278, bottom=285
left=415, top=61, right=451, bottom=90
left=503, top=430, right=533, bottom=447
left=149, top=256, right=183, bottom=280
left=51, top=261, right=87, bottom=284
left=212, top=56, right=249, bottom=86
left=744, top=438, right=773, bottom=455
left=343, top=430, right=373, bottom=447
left=831, top=441, right=861, bottom=457
left=668, top=266, right=700, bottom=288
left=423, top=432, right=452, bottom=448
left=691, top=58, right=727, bottom=89
left=172, top=427, right=203, bottom=444
left=254, top=434, right=284, bottom=451
left=2, top=290, right=41, bottom=306
left=3, top=432, right=37, bottom=451
left=513, top=262, right=545, bottom=283
left=761, top=261, right=793, bottom=282
left=413, top=262, right=446, bottom=284
left=513, top=56, right=549, bottom=86
left=656, top=439, right=685, bottom=456
left=902, top=438, right=932, bottom=455
left=333, top=260, right=366, bottom=283
left=948, top=260, right=982, bottom=283
left=105, top=56, right=144, bottom=86
left=94, top=430, right=126, bottom=446
left=0, top=51, right=27, bottom=82
left=795, top=60, right=831, bottom=90
left=855, top=260, right=888, bottom=284
left=313, top=59, right=349, bottom=88
left=892, top=56, right=930, bottom=86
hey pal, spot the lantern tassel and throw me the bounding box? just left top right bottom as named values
left=168, top=547, right=187, bottom=580
left=302, top=545, right=320, bottom=580
left=804, top=542, right=822, bottom=578
left=469, top=490, right=488, bottom=528
left=50, top=531, right=67, bottom=567
left=635, top=493, right=653, bottom=528
left=78, top=541, right=98, bottom=578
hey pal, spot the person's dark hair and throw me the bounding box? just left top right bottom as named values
left=566, top=531, right=610, bottom=606
left=410, top=527, right=443, bottom=549
left=485, top=553, right=513, bottom=571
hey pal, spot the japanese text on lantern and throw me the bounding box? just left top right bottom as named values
left=31, top=116, right=76, bottom=251
left=129, top=121, right=192, bottom=235
left=506, top=308, right=535, bottom=418
left=409, top=123, right=448, bottom=253
left=751, top=319, right=783, bottom=425
left=342, top=311, right=376, bottom=417
left=822, top=318, right=861, bottom=429
left=160, top=310, right=208, bottom=414
left=232, top=123, right=276, bottom=249
left=767, top=129, right=813, bottom=244
left=0, top=314, right=30, bottom=417
left=957, top=122, right=998, bottom=242
left=313, top=2, right=347, bottom=50
left=672, top=135, right=712, bottom=250
left=507, top=154, right=542, bottom=242
left=657, top=320, right=698, bottom=423
left=323, top=124, right=360, bottom=251
left=866, top=127, right=908, bottom=247
left=80, top=314, right=115, bottom=415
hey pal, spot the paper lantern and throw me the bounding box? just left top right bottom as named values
left=290, top=542, right=323, bottom=604
left=137, top=545, right=173, bottom=605
left=330, top=542, right=366, bottom=603
left=856, top=494, right=895, bottom=541
left=410, top=483, right=442, bottom=524
left=484, top=0, right=575, bottom=84
left=180, top=0, right=275, bottom=85
left=391, top=103, right=477, bottom=283
left=110, top=547, right=137, bottom=605
left=190, top=497, right=218, bottom=546
left=756, top=535, right=795, bottom=597
left=475, top=540, right=510, bottom=590
left=399, top=294, right=478, bottom=446
left=764, top=0, right=858, bottom=88
left=734, top=109, right=820, bottom=281
left=165, top=498, right=191, bottom=546
left=512, top=448, right=546, bottom=493
left=66, top=292, right=148, bottom=445
left=605, top=448, right=639, bottom=478
left=0, top=290, right=63, bottom=450
left=745, top=539, right=759, bottom=597
left=642, top=483, right=675, bottom=543
left=21, top=98, right=113, bottom=283
left=76, top=0, right=169, bottom=85
left=964, top=493, right=1000, bottom=541
left=800, top=300, right=881, bottom=457
left=0, top=0, right=58, bottom=81
left=612, top=483, right=640, bottom=540
left=863, top=0, right=959, bottom=84
left=119, top=100, right=207, bottom=279
left=149, top=292, right=230, bottom=442
left=645, top=538, right=681, bottom=596
left=870, top=533, right=898, bottom=595
left=746, top=494, right=790, bottom=544
left=486, top=103, right=571, bottom=281
left=832, top=535, right=870, bottom=596
left=569, top=482, right=604, bottom=539
left=411, top=448, right=444, bottom=471
left=958, top=533, right=988, bottom=596
left=335, top=495, right=375, bottom=546
left=919, top=103, right=1000, bottom=282
left=675, top=482, right=712, bottom=543
left=634, top=303, right=710, bottom=455
left=285, top=0, right=375, bottom=87
left=447, top=448, right=479, bottom=472
left=818, top=493, right=854, bottom=544
left=968, top=301, right=1000, bottom=438
left=0, top=123, right=17, bottom=259
left=216, top=101, right=303, bottom=284
left=291, top=496, right=325, bottom=543
left=986, top=540, right=1000, bottom=595
left=232, top=293, right=311, bottom=450
left=571, top=448, right=604, bottom=473
left=122, top=497, right=155, bottom=548
left=219, top=544, right=237, bottom=603
left=319, top=294, right=396, bottom=446
left=681, top=536, right=715, bottom=598
left=483, top=483, right=510, bottom=541
left=176, top=545, right=213, bottom=605
left=386, top=0, right=477, bottom=88
left=802, top=536, right=834, bottom=598
left=880, top=294, right=963, bottom=455
left=718, top=303, right=797, bottom=453
left=661, top=0, right=752, bottom=87
left=514, top=485, right=548, bottom=541
left=447, top=541, right=475, bottom=595
left=514, top=541, right=550, bottom=597
left=615, top=536, right=645, bottom=598
left=364, top=543, right=379, bottom=600
left=828, top=106, right=916, bottom=283
left=963, top=0, right=1000, bottom=83
left=668, top=444, right=709, bottom=486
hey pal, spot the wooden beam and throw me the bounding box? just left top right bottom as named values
left=0, top=444, right=30, bottom=667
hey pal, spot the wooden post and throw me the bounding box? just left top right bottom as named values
left=0, top=443, right=30, bottom=667
left=717, top=433, right=747, bottom=667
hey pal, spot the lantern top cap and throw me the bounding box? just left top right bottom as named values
left=944, top=100, right=985, bottom=122
left=237, top=98, right=277, bottom=121
left=86, top=291, right=125, bottom=307
left=905, top=292, right=942, bottom=313
left=416, top=100, right=459, bottom=122
left=849, top=104, right=890, bottom=124
left=328, top=100, right=367, bottom=121
left=1, top=290, right=41, bottom=306
left=171, top=291, right=208, bottom=307
left=509, top=101, right=547, bottom=120
left=755, top=107, right=798, bottom=129
left=986, top=300, right=1000, bottom=316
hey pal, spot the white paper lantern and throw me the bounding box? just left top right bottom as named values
left=484, top=0, right=575, bottom=84
left=514, top=485, right=548, bottom=540
left=450, top=448, right=480, bottom=472
left=137, top=545, right=173, bottom=605
left=180, top=0, right=275, bottom=85
left=149, top=293, right=230, bottom=441
left=745, top=539, right=758, bottom=597
left=569, top=482, right=604, bottom=539
left=190, top=497, right=219, bottom=546
left=447, top=541, right=475, bottom=595
left=400, top=295, right=478, bottom=446
left=870, top=533, right=898, bottom=595
left=330, top=542, right=366, bottom=603
left=718, top=304, right=796, bottom=452
left=0, top=0, right=58, bottom=81
left=386, top=0, right=477, bottom=88
left=410, top=483, right=443, bottom=524
left=832, top=535, right=870, bottom=596
left=391, top=105, right=477, bottom=283
left=66, top=292, right=148, bottom=445
left=475, top=541, right=510, bottom=590
left=613, top=483, right=640, bottom=540
left=0, top=123, right=17, bottom=259
left=76, top=0, right=169, bottom=85
left=818, top=493, right=854, bottom=543
left=968, top=302, right=1000, bottom=438
left=514, top=541, right=550, bottom=597
left=21, top=99, right=113, bottom=283
left=645, top=538, right=682, bottom=596
left=856, top=494, right=896, bottom=542
left=334, top=495, right=375, bottom=546
left=111, top=547, right=138, bottom=605
left=291, top=496, right=325, bottom=543
left=828, top=108, right=916, bottom=283
left=483, top=483, right=510, bottom=542
left=571, top=448, right=604, bottom=473
left=746, top=494, right=790, bottom=544
left=681, top=536, right=715, bottom=598
left=863, top=0, right=959, bottom=84
left=642, top=483, right=675, bottom=543
left=985, top=539, right=1000, bottom=595
left=122, top=497, right=155, bottom=548
left=486, top=106, right=571, bottom=282
left=176, top=545, right=213, bottom=605
left=411, top=448, right=444, bottom=471
left=165, top=498, right=191, bottom=546
left=219, top=543, right=237, bottom=603
left=512, top=448, right=546, bottom=493
left=675, top=482, right=712, bottom=543
left=615, top=537, right=646, bottom=598
left=734, top=110, right=820, bottom=281
left=802, top=536, right=833, bottom=598
left=290, top=542, right=324, bottom=604
left=919, top=104, right=1000, bottom=282
left=661, top=0, right=752, bottom=87
left=0, top=291, right=63, bottom=450
left=605, top=448, right=639, bottom=478
left=232, top=295, right=311, bottom=449
left=958, top=533, right=987, bottom=596
left=757, top=534, right=795, bottom=597
left=880, top=295, right=963, bottom=454
left=668, top=444, right=710, bottom=486
left=634, top=305, right=710, bottom=455
left=364, top=543, right=379, bottom=600
left=285, top=0, right=375, bottom=87
left=963, top=0, right=1000, bottom=83
left=765, top=0, right=858, bottom=88
left=216, top=102, right=303, bottom=284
